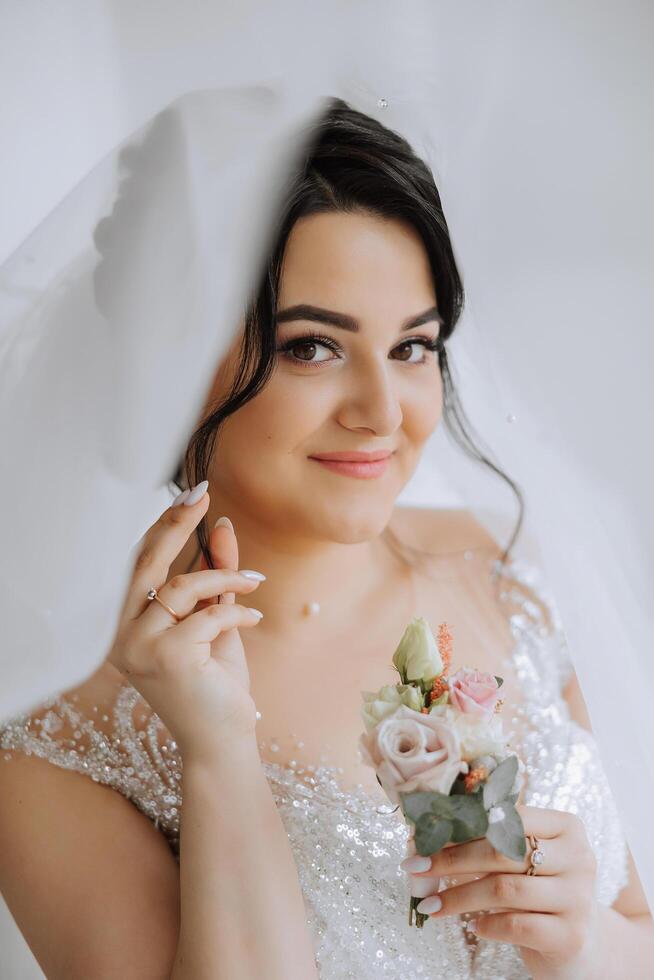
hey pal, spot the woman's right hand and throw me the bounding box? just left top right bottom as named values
left=106, top=481, right=265, bottom=760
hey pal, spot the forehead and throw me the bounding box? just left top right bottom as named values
left=278, top=211, right=436, bottom=312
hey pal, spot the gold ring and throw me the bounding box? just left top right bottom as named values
left=525, top=833, right=545, bottom=875
left=146, top=587, right=180, bottom=623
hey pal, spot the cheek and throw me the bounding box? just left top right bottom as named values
left=403, top=370, right=443, bottom=443
left=219, top=376, right=325, bottom=460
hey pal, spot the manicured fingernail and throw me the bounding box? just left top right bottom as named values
left=214, top=515, right=234, bottom=531
left=468, top=918, right=478, bottom=934
left=239, top=569, right=266, bottom=581
left=401, top=855, right=432, bottom=873
left=171, top=488, right=190, bottom=508
left=183, top=479, right=209, bottom=506
left=248, top=607, right=264, bottom=619
left=416, top=894, right=442, bottom=914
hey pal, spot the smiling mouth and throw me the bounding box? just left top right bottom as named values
left=308, top=451, right=395, bottom=479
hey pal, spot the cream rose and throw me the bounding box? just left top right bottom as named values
left=429, top=703, right=509, bottom=760
left=391, top=616, right=444, bottom=687
left=360, top=683, right=425, bottom=733
left=358, top=704, right=467, bottom=805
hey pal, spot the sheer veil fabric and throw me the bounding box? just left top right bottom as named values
left=1, top=3, right=652, bottom=974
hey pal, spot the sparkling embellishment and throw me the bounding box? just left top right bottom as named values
left=146, top=588, right=157, bottom=600
left=507, top=413, right=517, bottom=423
left=531, top=848, right=545, bottom=866
left=0, top=554, right=629, bottom=978
left=377, top=97, right=389, bottom=108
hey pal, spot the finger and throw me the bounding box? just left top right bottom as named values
left=126, top=484, right=210, bottom=621
left=126, top=602, right=264, bottom=678
left=206, top=516, right=239, bottom=605
left=402, top=834, right=442, bottom=899
left=422, top=871, right=567, bottom=919
left=139, top=569, right=264, bottom=633
left=168, top=601, right=264, bottom=646
left=412, top=833, right=562, bottom=878
left=470, top=911, right=566, bottom=954
left=518, top=804, right=577, bottom=840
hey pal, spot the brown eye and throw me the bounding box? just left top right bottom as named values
left=391, top=338, right=440, bottom=364
left=276, top=334, right=340, bottom=367
left=293, top=342, right=319, bottom=361
left=394, top=342, right=415, bottom=362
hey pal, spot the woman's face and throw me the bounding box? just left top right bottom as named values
left=207, top=210, right=443, bottom=543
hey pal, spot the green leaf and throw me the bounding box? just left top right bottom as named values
left=428, top=792, right=454, bottom=821
left=449, top=794, right=489, bottom=842
left=398, top=791, right=439, bottom=825
left=483, top=755, right=518, bottom=809
left=414, top=813, right=453, bottom=856
left=486, top=802, right=527, bottom=862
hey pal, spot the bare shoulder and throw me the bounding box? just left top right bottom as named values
left=0, top=659, right=178, bottom=977
left=0, top=743, right=179, bottom=978
left=388, top=504, right=502, bottom=557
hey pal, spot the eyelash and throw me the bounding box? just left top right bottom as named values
left=275, top=332, right=443, bottom=369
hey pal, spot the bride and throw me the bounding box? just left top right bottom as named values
left=0, top=98, right=651, bottom=979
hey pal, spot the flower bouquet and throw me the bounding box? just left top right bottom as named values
left=358, top=618, right=526, bottom=927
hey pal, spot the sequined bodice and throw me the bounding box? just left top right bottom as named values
left=0, top=558, right=628, bottom=979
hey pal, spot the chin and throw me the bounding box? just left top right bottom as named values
left=317, top=505, right=394, bottom=544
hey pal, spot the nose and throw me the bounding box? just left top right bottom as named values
left=337, top=355, right=403, bottom=435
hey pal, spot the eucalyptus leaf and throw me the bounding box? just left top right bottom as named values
left=414, top=812, right=453, bottom=856
left=428, top=792, right=454, bottom=821
left=449, top=794, right=489, bottom=842
left=483, top=754, right=518, bottom=809
left=486, top=802, right=527, bottom=862
left=398, top=790, right=440, bottom=825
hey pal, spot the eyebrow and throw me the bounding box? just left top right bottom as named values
left=274, top=304, right=444, bottom=333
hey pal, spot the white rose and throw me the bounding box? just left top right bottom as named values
left=392, top=617, right=443, bottom=687
left=429, top=704, right=508, bottom=760
left=360, top=683, right=424, bottom=733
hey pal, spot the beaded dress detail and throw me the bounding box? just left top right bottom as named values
left=0, top=556, right=629, bottom=979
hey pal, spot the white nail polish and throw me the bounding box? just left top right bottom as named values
left=183, top=479, right=209, bottom=506
left=401, top=855, right=432, bottom=872
left=239, top=569, right=266, bottom=581
left=248, top=607, right=264, bottom=619
left=171, top=488, right=190, bottom=508
left=214, top=515, right=234, bottom=531
left=416, top=894, right=442, bottom=914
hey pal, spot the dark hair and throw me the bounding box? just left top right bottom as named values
left=170, top=96, right=523, bottom=571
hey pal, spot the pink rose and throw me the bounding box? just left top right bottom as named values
left=448, top=668, right=501, bottom=716
left=358, top=704, right=467, bottom=805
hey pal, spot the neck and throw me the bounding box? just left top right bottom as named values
left=169, top=493, right=405, bottom=634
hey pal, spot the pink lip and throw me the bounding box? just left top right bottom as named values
left=309, top=450, right=393, bottom=462
left=308, top=450, right=394, bottom=480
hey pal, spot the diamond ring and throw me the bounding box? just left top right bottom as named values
left=525, top=833, right=545, bottom=875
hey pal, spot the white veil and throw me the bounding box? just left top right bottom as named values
left=1, top=3, right=652, bottom=974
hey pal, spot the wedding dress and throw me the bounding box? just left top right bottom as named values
left=0, top=539, right=629, bottom=979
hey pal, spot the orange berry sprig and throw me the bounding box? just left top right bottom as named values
left=425, top=622, right=452, bottom=706
left=464, top=764, right=489, bottom=794
left=437, top=622, right=452, bottom=674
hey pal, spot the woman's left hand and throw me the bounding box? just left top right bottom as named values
left=404, top=804, right=600, bottom=980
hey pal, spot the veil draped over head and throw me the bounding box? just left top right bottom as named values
left=1, top=5, right=652, bottom=971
